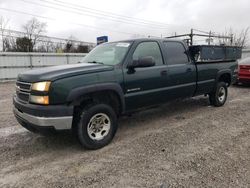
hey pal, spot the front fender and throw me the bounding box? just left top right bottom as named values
left=66, top=83, right=125, bottom=112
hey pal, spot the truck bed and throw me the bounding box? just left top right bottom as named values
left=195, top=60, right=238, bottom=96
left=189, top=45, right=242, bottom=62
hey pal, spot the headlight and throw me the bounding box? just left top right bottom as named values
left=31, top=81, right=51, bottom=92
left=30, top=95, right=49, bottom=105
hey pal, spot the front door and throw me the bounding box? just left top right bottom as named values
left=123, top=41, right=168, bottom=111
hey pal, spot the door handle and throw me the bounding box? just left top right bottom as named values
left=161, top=70, right=167, bottom=76
left=186, top=68, right=192, bottom=73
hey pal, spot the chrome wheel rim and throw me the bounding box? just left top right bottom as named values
left=218, top=87, right=226, bottom=102
left=87, top=113, right=111, bottom=141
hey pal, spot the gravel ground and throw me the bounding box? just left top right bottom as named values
left=0, top=82, right=249, bottom=188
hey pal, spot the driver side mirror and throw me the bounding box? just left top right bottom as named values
left=128, top=56, right=156, bottom=69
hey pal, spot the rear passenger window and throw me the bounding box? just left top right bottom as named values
left=133, top=42, right=163, bottom=66
left=164, top=42, right=189, bottom=65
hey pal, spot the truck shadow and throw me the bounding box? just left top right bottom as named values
left=232, top=83, right=250, bottom=88
left=117, top=96, right=209, bottom=135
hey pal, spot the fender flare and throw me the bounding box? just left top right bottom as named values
left=215, top=69, right=232, bottom=85
left=67, top=83, right=125, bottom=113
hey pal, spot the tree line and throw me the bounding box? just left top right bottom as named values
left=0, top=17, right=93, bottom=53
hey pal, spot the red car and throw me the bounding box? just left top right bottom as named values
left=238, top=57, right=250, bottom=84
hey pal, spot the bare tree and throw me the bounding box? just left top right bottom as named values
left=43, top=39, right=54, bottom=52
left=64, top=35, right=78, bottom=52
left=219, top=27, right=249, bottom=48
left=234, top=27, right=249, bottom=48
left=37, top=38, right=54, bottom=52
left=22, top=17, right=47, bottom=51
left=0, top=16, right=9, bottom=51
left=55, top=43, right=64, bottom=53
left=3, top=36, right=17, bottom=52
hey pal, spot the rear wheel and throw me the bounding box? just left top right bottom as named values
left=209, top=82, right=228, bottom=107
left=75, top=103, right=118, bottom=150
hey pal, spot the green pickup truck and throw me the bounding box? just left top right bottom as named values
left=13, top=38, right=238, bottom=149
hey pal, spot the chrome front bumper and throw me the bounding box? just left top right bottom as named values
left=13, top=106, right=73, bottom=130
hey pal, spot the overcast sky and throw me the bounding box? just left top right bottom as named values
left=0, top=0, right=249, bottom=44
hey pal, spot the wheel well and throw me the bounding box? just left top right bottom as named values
left=218, top=73, right=231, bottom=86
left=72, top=90, right=122, bottom=117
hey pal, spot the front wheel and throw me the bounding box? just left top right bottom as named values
left=209, top=82, right=228, bottom=107
left=75, top=103, right=118, bottom=150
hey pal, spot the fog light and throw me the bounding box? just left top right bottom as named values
left=30, top=95, right=49, bottom=105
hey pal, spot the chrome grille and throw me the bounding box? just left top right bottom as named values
left=16, top=81, right=31, bottom=103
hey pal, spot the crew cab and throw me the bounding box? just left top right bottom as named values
left=13, top=38, right=239, bottom=149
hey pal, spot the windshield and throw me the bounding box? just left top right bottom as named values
left=81, top=42, right=131, bottom=65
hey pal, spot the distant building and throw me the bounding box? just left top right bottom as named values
left=242, top=49, right=250, bottom=59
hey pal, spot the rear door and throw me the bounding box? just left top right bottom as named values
left=163, top=41, right=196, bottom=99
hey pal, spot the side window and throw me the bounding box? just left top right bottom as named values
left=133, top=42, right=163, bottom=66
left=164, top=42, right=189, bottom=65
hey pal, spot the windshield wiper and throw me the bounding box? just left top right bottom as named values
left=88, top=61, right=104, bottom=65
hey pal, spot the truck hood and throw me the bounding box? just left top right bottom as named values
left=17, top=63, right=114, bottom=83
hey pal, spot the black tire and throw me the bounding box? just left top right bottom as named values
left=75, top=103, right=118, bottom=150
left=209, top=82, right=228, bottom=107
